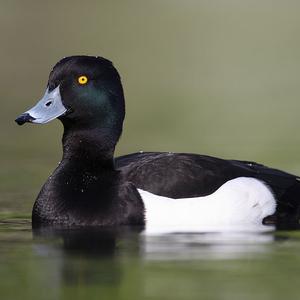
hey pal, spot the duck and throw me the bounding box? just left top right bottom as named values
left=15, top=55, right=300, bottom=230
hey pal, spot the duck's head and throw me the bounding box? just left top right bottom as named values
left=15, top=56, right=125, bottom=134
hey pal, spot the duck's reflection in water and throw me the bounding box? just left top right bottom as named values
left=32, top=226, right=143, bottom=287
left=142, top=229, right=278, bottom=260
left=32, top=225, right=285, bottom=289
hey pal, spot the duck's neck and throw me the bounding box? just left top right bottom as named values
left=61, top=126, right=119, bottom=171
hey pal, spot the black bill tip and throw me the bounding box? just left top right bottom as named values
left=15, top=113, right=36, bottom=126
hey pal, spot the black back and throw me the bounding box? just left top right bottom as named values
left=116, top=152, right=300, bottom=228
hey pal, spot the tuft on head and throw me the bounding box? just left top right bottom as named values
left=48, top=55, right=121, bottom=91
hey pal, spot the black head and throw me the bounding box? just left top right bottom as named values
left=15, top=56, right=125, bottom=136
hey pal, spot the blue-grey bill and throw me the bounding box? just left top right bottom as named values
left=15, top=86, right=67, bottom=125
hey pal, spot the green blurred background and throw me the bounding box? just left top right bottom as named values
left=1, top=0, right=300, bottom=213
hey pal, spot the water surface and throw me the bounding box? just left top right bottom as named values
left=1, top=215, right=300, bottom=300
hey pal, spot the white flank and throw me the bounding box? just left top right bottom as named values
left=138, top=177, right=276, bottom=234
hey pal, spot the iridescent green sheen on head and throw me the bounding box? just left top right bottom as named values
left=49, top=56, right=125, bottom=133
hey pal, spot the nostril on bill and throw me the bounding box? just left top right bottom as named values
left=45, top=101, right=52, bottom=107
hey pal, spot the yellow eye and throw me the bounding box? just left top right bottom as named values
left=78, top=75, right=88, bottom=85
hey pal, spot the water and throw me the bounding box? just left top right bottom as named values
left=1, top=216, right=300, bottom=300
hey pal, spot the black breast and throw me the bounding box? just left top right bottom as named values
left=32, top=163, right=145, bottom=228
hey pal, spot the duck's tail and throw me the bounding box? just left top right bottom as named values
left=275, top=179, right=300, bottom=229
